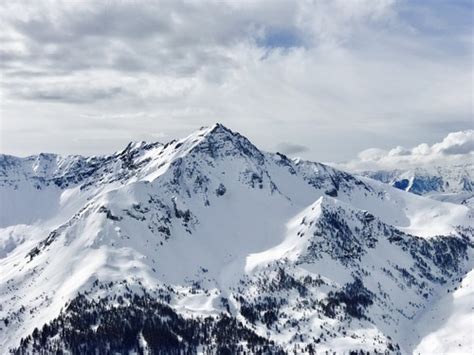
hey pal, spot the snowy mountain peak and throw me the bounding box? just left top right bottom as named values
left=179, top=123, right=264, bottom=162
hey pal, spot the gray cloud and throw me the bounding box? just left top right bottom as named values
left=1, top=1, right=301, bottom=76
left=441, top=144, right=474, bottom=155
left=11, top=84, right=124, bottom=104
left=433, top=130, right=474, bottom=155
left=275, top=142, right=309, bottom=156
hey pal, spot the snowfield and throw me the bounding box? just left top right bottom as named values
left=0, top=124, right=472, bottom=353
left=413, top=269, right=474, bottom=355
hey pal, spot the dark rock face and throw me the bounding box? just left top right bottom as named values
left=408, top=176, right=445, bottom=195
left=301, top=205, right=379, bottom=265
left=216, top=183, right=227, bottom=196
left=393, top=178, right=410, bottom=191
left=322, top=278, right=373, bottom=319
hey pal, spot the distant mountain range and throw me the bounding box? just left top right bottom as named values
left=334, top=130, right=473, bottom=209
left=357, top=165, right=473, bottom=208
left=1, top=124, right=472, bottom=354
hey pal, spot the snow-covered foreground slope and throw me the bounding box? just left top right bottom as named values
left=0, top=124, right=473, bottom=353
left=413, top=269, right=474, bottom=355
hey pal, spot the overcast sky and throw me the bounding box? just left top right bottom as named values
left=0, top=0, right=472, bottom=162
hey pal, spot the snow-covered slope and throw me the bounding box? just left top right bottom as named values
left=0, top=124, right=472, bottom=353
left=413, top=269, right=474, bottom=354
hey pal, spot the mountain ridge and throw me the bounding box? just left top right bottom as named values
left=0, top=124, right=472, bottom=353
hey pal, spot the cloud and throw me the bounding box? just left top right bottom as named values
left=432, top=131, right=474, bottom=155
left=0, top=0, right=471, bottom=161
left=275, top=142, right=309, bottom=155
left=11, top=83, right=124, bottom=104
left=339, top=130, right=474, bottom=171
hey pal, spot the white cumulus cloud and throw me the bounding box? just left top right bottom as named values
left=339, top=130, right=474, bottom=171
